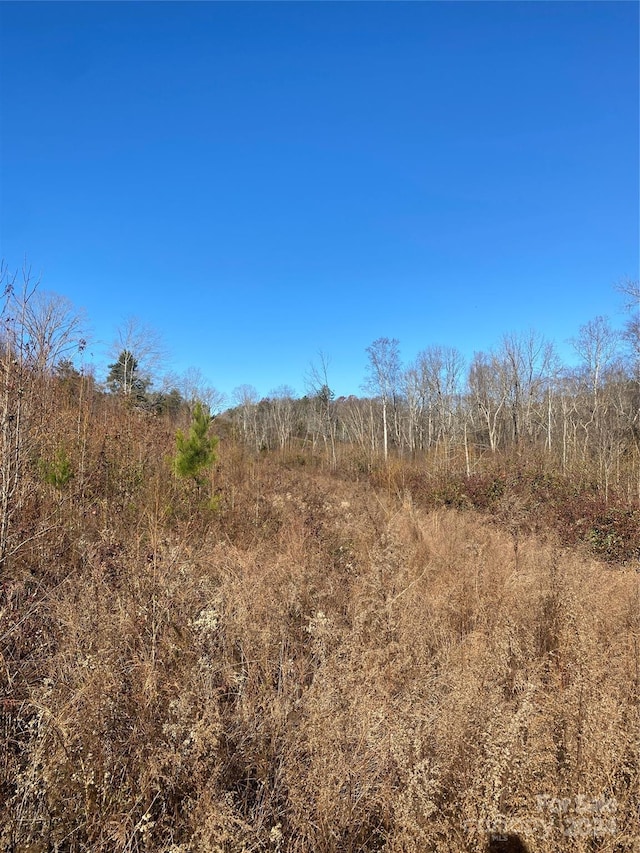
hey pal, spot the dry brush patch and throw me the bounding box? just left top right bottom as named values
left=1, top=459, right=639, bottom=852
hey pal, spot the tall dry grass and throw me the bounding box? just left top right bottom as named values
left=0, top=372, right=637, bottom=852
left=2, top=429, right=638, bottom=852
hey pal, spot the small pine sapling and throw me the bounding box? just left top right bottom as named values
left=173, top=402, right=219, bottom=499
left=39, top=447, right=74, bottom=490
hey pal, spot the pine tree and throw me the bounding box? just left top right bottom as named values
left=173, top=402, right=218, bottom=485
left=106, top=350, right=149, bottom=400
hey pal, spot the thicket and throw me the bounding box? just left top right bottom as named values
left=1, top=272, right=639, bottom=852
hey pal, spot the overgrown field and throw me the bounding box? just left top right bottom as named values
left=1, top=383, right=639, bottom=852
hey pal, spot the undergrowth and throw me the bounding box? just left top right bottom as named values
left=1, top=398, right=639, bottom=852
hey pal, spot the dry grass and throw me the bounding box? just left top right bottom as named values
left=2, top=419, right=639, bottom=851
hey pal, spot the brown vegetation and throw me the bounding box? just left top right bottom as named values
left=2, top=377, right=639, bottom=852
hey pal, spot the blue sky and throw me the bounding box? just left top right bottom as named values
left=1, top=1, right=638, bottom=400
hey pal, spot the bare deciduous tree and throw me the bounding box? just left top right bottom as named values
left=232, top=384, right=261, bottom=450
left=177, top=366, right=225, bottom=414
left=20, top=289, right=87, bottom=374
left=364, top=337, right=401, bottom=461
left=268, top=385, right=296, bottom=453
left=405, top=345, right=464, bottom=453
left=571, top=315, right=619, bottom=405
left=468, top=351, right=509, bottom=453
left=499, top=331, right=557, bottom=446
left=306, top=351, right=337, bottom=469
left=616, top=278, right=640, bottom=365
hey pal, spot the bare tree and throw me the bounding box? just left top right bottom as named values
left=306, top=351, right=337, bottom=469
left=408, top=345, right=464, bottom=452
left=499, top=331, right=557, bottom=446
left=616, top=278, right=640, bottom=366
left=617, top=281, right=640, bottom=492
left=402, top=362, right=426, bottom=454
left=232, top=384, right=261, bottom=450
left=340, top=395, right=371, bottom=455
left=571, top=316, right=619, bottom=406
left=268, top=385, right=296, bottom=453
left=468, top=351, right=509, bottom=453
left=364, top=337, right=401, bottom=461
left=569, top=316, right=626, bottom=489
left=20, top=289, right=87, bottom=374
left=177, top=366, right=225, bottom=413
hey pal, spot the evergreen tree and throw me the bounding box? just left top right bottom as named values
left=106, top=350, right=149, bottom=400
left=173, top=402, right=218, bottom=485
left=149, top=388, right=185, bottom=419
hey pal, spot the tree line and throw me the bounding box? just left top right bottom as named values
left=225, top=285, right=639, bottom=502
left=2, top=261, right=638, bottom=505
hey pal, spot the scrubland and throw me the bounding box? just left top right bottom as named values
left=1, top=379, right=639, bottom=853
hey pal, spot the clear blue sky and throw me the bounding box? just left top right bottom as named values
left=1, top=1, right=638, bottom=400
